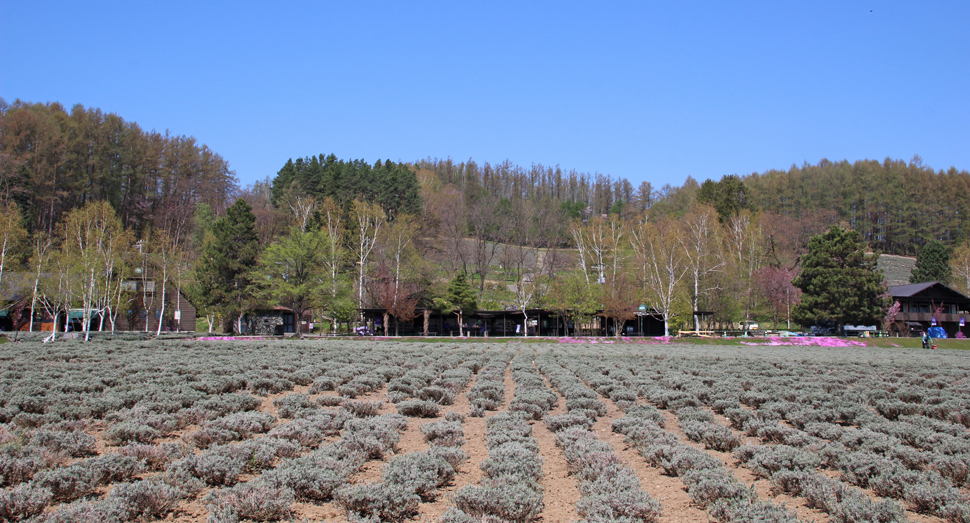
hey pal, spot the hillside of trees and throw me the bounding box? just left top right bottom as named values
left=744, top=156, right=970, bottom=256
left=0, top=99, right=236, bottom=246
left=3, top=98, right=970, bottom=335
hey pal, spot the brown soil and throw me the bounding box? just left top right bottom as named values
left=532, top=387, right=582, bottom=522
left=415, top=370, right=485, bottom=522
left=597, top=399, right=709, bottom=523
left=658, top=409, right=831, bottom=523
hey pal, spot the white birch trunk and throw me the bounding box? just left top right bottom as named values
left=156, top=276, right=166, bottom=336
left=29, top=255, right=42, bottom=333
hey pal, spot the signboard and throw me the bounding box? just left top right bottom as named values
left=638, top=305, right=647, bottom=312
left=961, top=317, right=966, bottom=327
left=931, top=317, right=938, bottom=326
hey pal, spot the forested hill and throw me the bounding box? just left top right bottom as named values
left=743, top=157, right=970, bottom=256
left=0, top=99, right=236, bottom=242
left=413, top=157, right=656, bottom=219
left=404, top=156, right=970, bottom=255
left=4, top=98, right=968, bottom=260
left=406, top=156, right=970, bottom=257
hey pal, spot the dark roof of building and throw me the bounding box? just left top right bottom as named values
left=889, top=281, right=970, bottom=301
left=889, top=282, right=938, bottom=297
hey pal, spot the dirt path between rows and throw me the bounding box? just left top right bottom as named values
left=531, top=385, right=582, bottom=522
left=416, top=369, right=485, bottom=522
left=657, top=408, right=831, bottom=523
left=288, top=384, right=396, bottom=523
left=534, top=362, right=708, bottom=523
left=595, top=398, right=709, bottom=523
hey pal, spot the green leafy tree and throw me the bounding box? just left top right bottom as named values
left=546, top=270, right=599, bottom=336
left=192, top=203, right=216, bottom=252
left=434, top=273, right=477, bottom=337
left=792, top=226, right=887, bottom=331
left=607, top=199, right=625, bottom=217
left=910, top=240, right=952, bottom=284
left=185, top=252, right=219, bottom=333
left=195, top=198, right=260, bottom=333
left=252, top=227, right=328, bottom=337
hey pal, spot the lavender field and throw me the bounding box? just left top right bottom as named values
left=1, top=337, right=969, bottom=522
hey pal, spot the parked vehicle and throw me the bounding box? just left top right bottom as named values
left=810, top=321, right=837, bottom=336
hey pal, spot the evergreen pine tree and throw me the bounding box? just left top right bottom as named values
left=792, top=226, right=887, bottom=331
left=697, top=174, right=751, bottom=222
left=910, top=240, right=952, bottom=284
left=270, top=159, right=298, bottom=207
left=435, top=273, right=478, bottom=337
left=196, top=198, right=260, bottom=332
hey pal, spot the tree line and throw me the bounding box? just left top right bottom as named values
left=744, top=155, right=970, bottom=256
left=0, top=98, right=236, bottom=245
left=249, top=156, right=821, bottom=336
left=4, top=98, right=970, bottom=337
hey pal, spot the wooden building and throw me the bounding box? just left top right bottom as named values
left=887, top=282, right=970, bottom=337
left=110, top=278, right=197, bottom=333
left=359, top=307, right=669, bottom=337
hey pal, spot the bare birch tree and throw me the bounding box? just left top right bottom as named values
left=680, top=205, right=724, bottom=331
left=286, top=194, right=317, bottom=232
left=318, top=198, right=350, bottom=333
left=28, top=232, right=53, bottom=333
left=39, top=250, right=75, bottom=342
left=150, top=230, right=185, bottom=335
left=351, top=200, right=385, bottom=316
left=726, top=211, right=764, bottom=323
left=569, top=215, right=623, bottom=285
left=61, top=201, right=127, bottom=341
left=630, top=216, right=688, bottom=336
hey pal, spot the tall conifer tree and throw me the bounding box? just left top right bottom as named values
left=910, top=240, right=952, bottom=284
left=792, top=226, right=887, bottom=331
left=196, top=198, right=260, bottom=332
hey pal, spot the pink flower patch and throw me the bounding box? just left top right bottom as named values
left=742, top=337, right=865, bottom=347
left=195, top=336, right=264, bottom=341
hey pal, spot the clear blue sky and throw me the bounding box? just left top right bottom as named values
left=2, top=1, right=968, bottom=190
